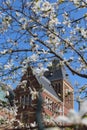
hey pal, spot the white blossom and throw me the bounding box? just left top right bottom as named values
left=42, top=49, right=48, bottom=54
left=32, top=0, right=42, bottom=12
left=33, top=67, right=48, bottom=76
left=0, top=115, right=4, bottom=120
left=19, top=17, right=27, bottom=23
left=55, top=101, right=87, bottom=125
left=63, top=20, right=71, bottom=28
left=73, top=0, right=80, bottom=6
left=48, top=33, right=58, bottom=44
left=49, top=17, right=59, bottom=27
left=5, top=0, right=11, bottom=5
left=15, top=12, right=21, bottom=17
left=41, top=1, right=52, bottom=12
left=0, top=49, right=8, bottom=54
left=30, top=54, right=38, bottom=61
left=45, top=127, right=60, bottom=130
left=47, top=62, right=52, bottom=67
left=30, top=121, right=37, bottom=127
left=4, top=62, right=13, bottom=70
left=2, top=16, right=12, bottom=27
left=29, top=87, right=38, bottom=100
left=80, top=28, right=87, bottom=38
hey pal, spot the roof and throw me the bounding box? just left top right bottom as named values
left=35, top=75, right=61, bottom=101
left=44, top=59, right=70, bottom=83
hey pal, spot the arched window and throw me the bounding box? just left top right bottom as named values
left=58, top=83, right=61, bottom=94
left=21, top=95, right=25, bottom=105
left=20, top=95, right=25, bottom=108
left=26, top=80, right=30, bottom=88
left=25, top=95, right=29, bottom=105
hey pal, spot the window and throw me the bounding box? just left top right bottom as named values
left=26, top=80, right=30, bottom=87
left=52, top=102, right=56, bottom=112
left=29, top=94, right=32, bottom=105
left=45, top=97, right=49, bottom=104
left=22, top=113, right=29, bottom=124
left=25, top=95, right=29, bottom=105
left=21, top=95, right=25, bottom=106
left=54, top=83, right=61, bottom=96
left=44, top=97, right=53, bottom=110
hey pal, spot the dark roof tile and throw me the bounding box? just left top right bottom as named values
left=35, top=75, right=61, bottom=101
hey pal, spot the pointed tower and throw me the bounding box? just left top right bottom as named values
left=44, top=59, right=74, bottom=115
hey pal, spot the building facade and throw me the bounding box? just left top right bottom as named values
left=14, top=60, right=74, bottom=128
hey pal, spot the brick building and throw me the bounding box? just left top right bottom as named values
left=14, top=59, right=74, bottom=127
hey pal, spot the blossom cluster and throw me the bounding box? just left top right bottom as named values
left=55, top=101, right=87, bottom=126
left=0, top=0, right=86, bottom=83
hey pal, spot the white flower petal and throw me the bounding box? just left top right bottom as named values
left=55, top=116, right=71, bottom=123
left=81, top=118, right=87, bottom=125
left=67, top=109, right=81, bottom=124
left=45, top=127, right=60, bottom=130
left=79, top=101, right=87, bottom=116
